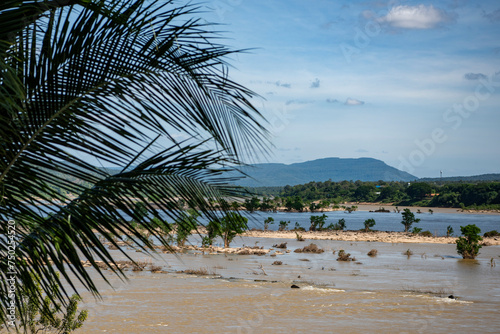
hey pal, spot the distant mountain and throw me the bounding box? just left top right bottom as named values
left=419, top=173, right=500, bottom=182
left=233, top=157, right=417, bottom=187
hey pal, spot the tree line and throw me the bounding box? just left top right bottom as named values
left=247, top=180, right=500, bottom=210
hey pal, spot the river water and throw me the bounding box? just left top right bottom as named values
left=236, top=210, right=500, bottom=236
left=78, top=232, right=500, bottom=333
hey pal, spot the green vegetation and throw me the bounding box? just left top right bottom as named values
left=456, top=225, right=483, bottom=259
left=483, top=230, right=500, bottom=238
left=447, top=225, right=454, bottom=237
left=1, top=0, right=268, bottom=323
left=243, top=180, right=500, bottom=212
left=175, top=209, right=200, bottom=247
left=327, top=218, right=346, bottom=231
left=278, top=221, right=290, bottom=231
left=420, top=230, right=433, bottom=237
left=401, top=209, right=420, bottom=233
left=363, top=219, right=376, bottom=232
left=264, top=217, right=275, bottom=231
left=212, top=213, right=249, bottom=248
left=4, top=274, right=88, bottom=333
left=309, top=214, right=328, bottom=231
left=411, top=227, right=423, bottom=235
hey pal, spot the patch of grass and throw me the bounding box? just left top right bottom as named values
left=273, top=242, right=287, bottom=249
left=295, top=232, right=305, bottom=241
left=181, top=267, right=215, bottom=275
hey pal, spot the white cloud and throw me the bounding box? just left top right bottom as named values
left=378, top=5, right=450, bottom=29
left=345, top=98, right=364, bottom=106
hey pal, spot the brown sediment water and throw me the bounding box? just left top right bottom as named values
left=78, top=236, right=500, bottom=333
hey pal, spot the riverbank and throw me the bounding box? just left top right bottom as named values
left=285, top=203, right=500, bottom=215
left=242, top=229, right=500, bottom=245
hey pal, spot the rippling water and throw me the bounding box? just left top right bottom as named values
left=79, top=236, right=500, bottom=333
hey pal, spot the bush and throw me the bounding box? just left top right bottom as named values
left=294, top=243, right=324, bottom=253
left=411, top=227, right=422, bottom=235
left=337, top=249, right=355, bottom=261
left=13, top=274, right=88, bottom=333
left=484, top=230, right=500, bottom=238
left=273, top=242, right=287, bottom=249
left=295, top=232, right=305, bottom=241
left=278, top=220, right=290, bottom=231
left=420, top=230, right=433, bottom=237
left=326, top=218, right=346, bottom=231
left=446, top=225, right=454, bottom=237
left=456, top=224, right=483, bottom=259
left=367, top=249, right=378, bottom=257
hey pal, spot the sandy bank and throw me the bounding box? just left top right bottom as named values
left=243, top=230, right=500, bottom=245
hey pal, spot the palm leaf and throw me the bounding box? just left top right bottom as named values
left=0, top=0, right=269, bottom=322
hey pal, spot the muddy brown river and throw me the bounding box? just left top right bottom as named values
left=78, top=236, right=500, bottom=333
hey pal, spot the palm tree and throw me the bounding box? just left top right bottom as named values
left=0, top=0, right=268, bottom=323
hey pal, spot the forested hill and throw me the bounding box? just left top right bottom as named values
left=234, top=157, right=417, bottom=187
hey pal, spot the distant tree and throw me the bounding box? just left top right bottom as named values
left=175, top=209, right=200, bottom=247
left=344, top=205, right=357, bottom=213
left=446, top=225, right=454, bottom=237
left=327, top=218, right=346, bottom=231
left=203, top=220, right=221, bottom=247
left=278, top=220, right=290, bottom=231
left=150, top=217, right=171, bottom=236
left=244, top=196, right=260, bottom=212
left=231, top=201, right=240, bottom=211
left=217, top=212, right=248, bottom=248
left=363, top=218, right=376, bottom=232
left=264, top=217, right=275, bottom=231
left=407, top=183, right=432, bottom=200
left=320, top=200, right=331, bottom=209
left=354, top=185, right=376, bottom=202
left=260, top=197, right=275, bottom=211
left=285, top=196, right=305, bottom=212
left=401, top=209, right=420, bottom=233
left=218, top=198, right=230, bottom=211
left=456, top=224, right=483, bottom=259
left=309, top=214, right=328, bottom=231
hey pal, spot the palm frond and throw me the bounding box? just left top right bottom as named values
left=0, top=0, right=269, bottom=322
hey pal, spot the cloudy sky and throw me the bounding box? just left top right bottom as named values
left=202, top=0, right=500, bottom=178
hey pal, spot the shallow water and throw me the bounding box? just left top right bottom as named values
left=78, top=237, right=500, bottom=333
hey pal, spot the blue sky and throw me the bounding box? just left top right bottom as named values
left=201, top=0, right=500, bottom=178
